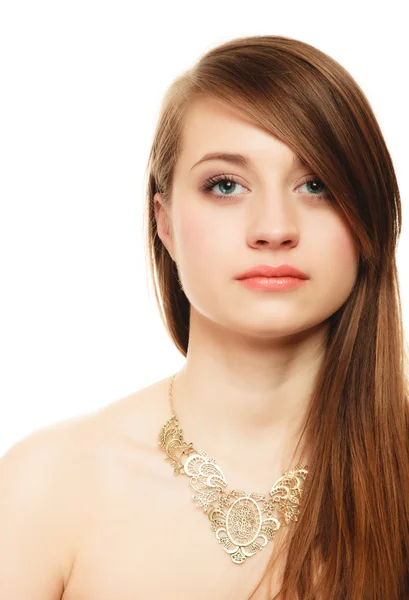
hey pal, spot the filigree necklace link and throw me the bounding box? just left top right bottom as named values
left=158, top=374, right=308, bottom=565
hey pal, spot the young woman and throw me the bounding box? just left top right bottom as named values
left=1, top=35, right=408, bottom=600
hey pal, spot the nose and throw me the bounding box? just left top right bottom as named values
left=246, top=191, right=300, bottom=250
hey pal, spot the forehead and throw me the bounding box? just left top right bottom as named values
left=178, top=96, right=304, bottom=173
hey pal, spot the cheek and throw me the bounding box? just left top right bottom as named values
left=172, top=206, right=230, bottom=307
left=314, top=218, right=359, bottom=294
left=176, top=206, right=227, bottom=263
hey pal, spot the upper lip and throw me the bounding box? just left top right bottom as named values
left=236, top=264, right=309, bottom=280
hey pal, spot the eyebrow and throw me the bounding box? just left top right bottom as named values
left=189, top=151, right=309, bottom=172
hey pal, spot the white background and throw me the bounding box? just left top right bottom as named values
left=0, top=1, right=407, bottom=455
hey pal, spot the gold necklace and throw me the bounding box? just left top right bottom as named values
left=158, top=373, right=309, bottom=565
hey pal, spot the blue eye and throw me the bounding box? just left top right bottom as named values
left=200, top=173, right=331, bottom=201
left=201, top=175, right=246, bottom=198
left=297, top=178, right=329, bottom=197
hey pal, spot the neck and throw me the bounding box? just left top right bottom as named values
left=169, top=309, right=328, bottom=487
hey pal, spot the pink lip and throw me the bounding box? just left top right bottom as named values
left=238, top=276, right=307, bottom=291
left=236, top=264, right=309, bottom=280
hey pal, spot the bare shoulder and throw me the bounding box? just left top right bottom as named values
left=0, top=376, right=170, bottom=598
left=0, top=413, right=98, bottom=598
left=0, top=373, right=170, bottom=499
left=92, top=375, right=170, bottom=448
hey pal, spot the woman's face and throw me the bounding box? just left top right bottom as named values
left=154, top=96, right=359, bottom=339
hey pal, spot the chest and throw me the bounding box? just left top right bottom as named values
left=61, top=448, right=284, bottom=600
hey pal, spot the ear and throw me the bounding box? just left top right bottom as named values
left=154, top=192, right=175, bottom=260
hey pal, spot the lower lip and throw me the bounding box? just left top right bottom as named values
left=237, top=276, right=308, bottom=291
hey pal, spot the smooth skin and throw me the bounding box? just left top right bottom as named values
left=0, top=422, right=81, bottom=598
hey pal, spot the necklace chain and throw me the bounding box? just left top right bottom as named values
left=158, top=372, right=309, bottom=565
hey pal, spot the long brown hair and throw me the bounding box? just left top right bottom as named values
left=143, top=35, right=409, bottom=599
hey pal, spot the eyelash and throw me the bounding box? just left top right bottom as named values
left=200, top=172, right=332, bottom=201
